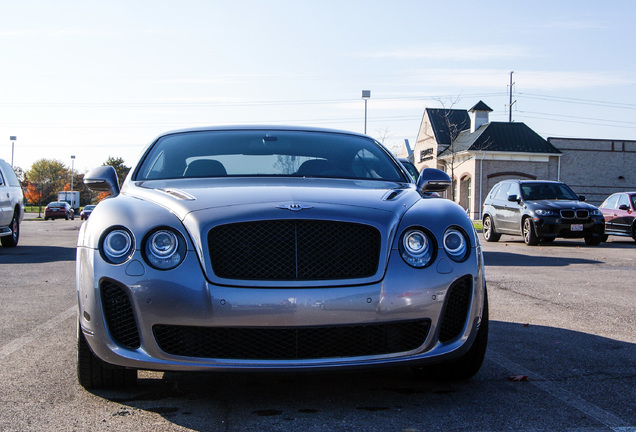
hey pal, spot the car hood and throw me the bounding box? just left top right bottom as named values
left=129, top=177, right=418, bottom=217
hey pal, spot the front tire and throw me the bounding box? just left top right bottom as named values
left=1, top=212, right=19, bottom=247
left=523, top=217, right=539, bottom=246
left=584, top=235, right=601, bottom=246
left=483, top=216, right=501, bottom=242
left=77, top=322, right=137, bottom=389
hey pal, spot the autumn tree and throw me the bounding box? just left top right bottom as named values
left=25, top=159, right=71, bottom=208
left=23, top=181, right=42, bottom=206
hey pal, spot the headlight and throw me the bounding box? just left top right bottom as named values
left=399, top=228, right=436, bottom=268
left=143, top=228, right=186, bottom=270
left=443, top=227, right=470, bottom=262
left=100, top=227, right=135, bottom=264
left=535, top=209, right=556, bottom=216
left=590, top=209, right=602, bottom=216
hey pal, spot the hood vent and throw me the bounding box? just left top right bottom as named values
left=158, top=188, right=196, bottom=201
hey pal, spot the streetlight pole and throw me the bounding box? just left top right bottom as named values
left=70, top=155, right=75, bottom=192
left=362, top=90, right=370, bottom=134
left=10, top=136, right=16, bottom=167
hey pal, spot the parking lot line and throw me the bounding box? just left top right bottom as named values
left=488, top=350, right=633, bottom=431
left=0, top=305, right=77, bottom=360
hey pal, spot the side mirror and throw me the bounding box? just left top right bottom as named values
left=618, top=204, right=630, bottom=211
left=417, top=168, right=451, bottom=193
left=507, top=194, right=520, bottom=203
left=84, top=166, right=120, bottom=197
left=579, top=195, right=586, bottom=202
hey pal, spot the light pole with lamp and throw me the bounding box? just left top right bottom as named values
left=10, top=136, right=16, bottom=167
left=362, top=90, right=370, bottom=134
left=70, top=155, right=75, bottom=192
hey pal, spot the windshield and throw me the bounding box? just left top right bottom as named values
left=134, top=130, right=406, bottom=182
left=520, top=183, right=580, bottom=201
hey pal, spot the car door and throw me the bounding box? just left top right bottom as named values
left=506, top=183, right=523, bottom=232
left=600, top=194, right=619, bottom=232
left=613, top=194, right=633, bottom=235
left=0, top=167, right=10, bottom=226
left=491, top=182, right=516, bottom=233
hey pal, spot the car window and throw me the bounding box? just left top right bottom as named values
left=508, top=183, right=521, bottom=198
left=135, top=130, right=406, bottom=182
left=631, top=195, right=636, bottom=210
left=617, top=194, right=630, bottom=209
left=602, top=195, right=619, bottom=209
left=494, top=183, right=511, bottom=200
left=486, top=184, right=500, bottom=201
left=521, top=183, right=579, bottom=201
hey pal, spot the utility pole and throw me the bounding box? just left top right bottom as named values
left=508, top=71, right=516, bottom=122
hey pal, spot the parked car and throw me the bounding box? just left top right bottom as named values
left=598, top=192, right=636, bottom=242
left=80, top=205, right=96, bottom=220
left=76, top=126, right=488, bottom=389
left=482, top=179, right=605, bottom=246
left=0, top=158, right=24, bottom=247
left=44, top=201, right=74, bottom=220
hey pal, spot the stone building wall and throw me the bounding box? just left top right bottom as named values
left=549, top=138, right=636, bottom=205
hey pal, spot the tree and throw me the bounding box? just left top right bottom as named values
left=103, top=156, right=131, bottom=188
left=25, top=159, right=71, bottom=208
left=23, top=181, right=42, bottom=206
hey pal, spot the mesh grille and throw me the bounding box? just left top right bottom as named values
left=101, top=280, right=140, bottom=349
left=438, top=276, right=472, bottom=343
left=153, top=320, right=430, bottom=360
left=208, top=220, right=381, bottom=280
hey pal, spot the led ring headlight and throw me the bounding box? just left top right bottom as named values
left=443, top=227, right=469, bottom=262
left=143, top=227, right=186, bottom=270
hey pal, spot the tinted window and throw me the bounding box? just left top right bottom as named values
left=494, top=183, right=512, bottom=200
left=520, top=183, right=579, bottom=201
left=135, top=130, right=406, bottom=182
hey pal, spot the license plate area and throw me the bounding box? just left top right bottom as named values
left=571, top=224, right=583, bottom=232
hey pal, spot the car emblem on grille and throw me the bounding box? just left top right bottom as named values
left=276, top=203, right=313, bottom=211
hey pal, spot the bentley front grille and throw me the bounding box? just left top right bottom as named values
left=153, top=320, right=430, bottom=360
left=208, top=220, right=381, bottom=280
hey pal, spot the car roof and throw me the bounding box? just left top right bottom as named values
left=154, top=125, right=371, bottom=141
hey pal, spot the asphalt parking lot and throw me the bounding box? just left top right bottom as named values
left=0, top=215, right=634, bottom=431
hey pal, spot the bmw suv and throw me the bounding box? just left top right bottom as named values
left=482, top=180, right=605, bottom=246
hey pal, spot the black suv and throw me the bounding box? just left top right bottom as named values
left=482, top=180, right=605, bottom=246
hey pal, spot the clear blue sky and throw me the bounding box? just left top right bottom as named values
left=2, top=0, right=635, bottom=173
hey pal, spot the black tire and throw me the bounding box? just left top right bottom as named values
left=1, top=212, right=19, bottom=247
left=482, top=215, right=501, bottom=242
left=77, top=322, right=137, bottom=389
left=523, top=217, right=539, bottom=246
left=584, top=235, right=601, bottom=246
left=65, top=214, right=69, bottom=220
left=600, top=234, right=609, bottom=243
left=412, top=290, right=489, bottom=381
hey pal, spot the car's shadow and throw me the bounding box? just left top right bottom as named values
left=0, top=245, right=76, bottom=264
left=483, top=250, right=603, bottom=266
left=89, top=322, right=636, bottom=431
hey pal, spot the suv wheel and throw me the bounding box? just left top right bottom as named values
left=483, top=216, right=501, bottom=242
left=523, top=217, right=539, bottom=246
left=1, top=212, right=19, bottom=247
left=584, top=235, right=601, bottom=246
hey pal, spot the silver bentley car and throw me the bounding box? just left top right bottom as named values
left=76, top=126, right=487, bottom=389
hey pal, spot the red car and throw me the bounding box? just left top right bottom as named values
left=599, top=192, right=636, bottom=242
left=44, top=202, right=75, bottom=221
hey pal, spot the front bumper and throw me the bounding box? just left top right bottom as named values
left=76, top=245, right=485, bottom=372
left=532, top=215, right=605, bottom=239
